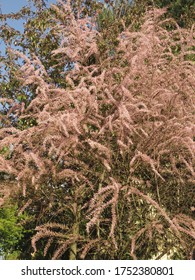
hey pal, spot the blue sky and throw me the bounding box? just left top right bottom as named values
left=0, top=0, right=57, bottom=13
left=0, top=0, right=57, bottom=53
left=0, top=0, right=57, bottom=29
left=0, top=0, right=106, bottom=54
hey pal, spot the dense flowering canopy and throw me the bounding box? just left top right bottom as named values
left=0, top=0, right=194, bottom=259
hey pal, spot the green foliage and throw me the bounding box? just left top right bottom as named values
left=0, top=145, right=12, bottom=159
left=0, top=203, right=27, bottom=259
left=131, top=0, right=195, bottom=28
left=155, top=0, right=195, bottom=28
left=17, top=117, right=38, bottom=130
